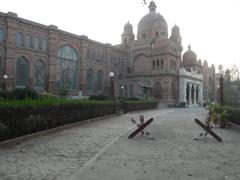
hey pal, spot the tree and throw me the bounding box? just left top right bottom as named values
left=230, top=64, right=240, bottom=81
left=224, top=65, right=240, bottom=105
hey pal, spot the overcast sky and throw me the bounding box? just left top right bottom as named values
left=1, top=0, right=240, bottom=70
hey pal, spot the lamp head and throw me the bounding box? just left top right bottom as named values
left=109, top=72, right=114, bottom=78
left=3, top=74, right=8, bottom=79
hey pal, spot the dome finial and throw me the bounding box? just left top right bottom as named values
left=188, top=44, right=191, bottom=51
left=148, top=1, right=157, bottom=13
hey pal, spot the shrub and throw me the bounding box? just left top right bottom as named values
left=211, top=104, right=240, bottom=125
left=89, top=95, right=109, bottom=101
left=127, top=97, right=140, bottom=101
left=0, top=98, right=158, bottom=142
left=57, top=88, right=68, bottom=97
left=10, top=88, right=39, bottom=100
left=40, top=92, right=58, bottom=99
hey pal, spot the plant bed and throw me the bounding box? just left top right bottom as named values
left=210, top=104, right=240, bottom=126
left=0, top=98, right=158, bottom=142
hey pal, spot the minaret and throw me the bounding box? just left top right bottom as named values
left=121, top=21, right=135, bottom=46
left=170, top=24, right=183, bottom=51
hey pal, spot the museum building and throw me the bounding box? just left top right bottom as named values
left=0, top=1, right=216, bottom=104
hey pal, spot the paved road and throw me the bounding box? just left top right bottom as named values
left=0, top=108, right=174, bottom=179
left=71, top=108, right=240, bottom=180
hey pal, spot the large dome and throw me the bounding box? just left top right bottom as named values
left=182, top=45, right=198, bottom=66
left=137, top=1, right=168, bottom=39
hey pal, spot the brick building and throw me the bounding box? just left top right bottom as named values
left=0, top=1, right=215, bottom=104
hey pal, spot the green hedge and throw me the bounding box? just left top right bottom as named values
left=126, top=100, right=159, bottom=111
left=0, top=99, right=158, bottom=142
left=212, top=104, right=240, bottom=125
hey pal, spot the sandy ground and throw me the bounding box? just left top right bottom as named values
left=71, top=108, right=240, bottom=180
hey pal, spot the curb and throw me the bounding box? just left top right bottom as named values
left=0, top=114, right=118, bottom=146
left=227, top=121, right=240, bottom=129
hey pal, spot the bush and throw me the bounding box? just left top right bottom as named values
left=0, top=91, right=11, bottom=99
left=56, top=88, right=68, bottom=97
left=89, top=95, right=109, bottom=101
left=40, top=92, right=58, bottom=99
left=211, top=104, right=240, bottom=125
left=0, top=98, right=158, bottom=142
left=127, top=97, right=140, bottom=101
left=10, top=88, right=39, bottom=100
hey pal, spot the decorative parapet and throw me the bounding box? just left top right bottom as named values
left=127, top=69, right=178, bottom=78
left=179, top=68, right=203, bottom=80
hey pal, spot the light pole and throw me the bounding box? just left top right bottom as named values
left=219, top=74, right=224, bottom=106
left=2, top=74, right=8, bottom=92
left=120, top=85, right=124, bottom=98
left=109, top=72, right=116, bottom=114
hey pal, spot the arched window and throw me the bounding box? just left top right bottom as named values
left=25, top=35, right=31, bottom=48
left=34, top=59, right=45, bottom=88
left=152, top=60, right=155, bottom=70
left=118, top=73, right=123, bottom=80
left=42, top=39, right=47, bottom=51
left=57, top=45, right=78, bottom=89
left=124, top=84, right=128, bottom=97
left=156, top=59, right=160, bottom=70
left=0, top=28, right=4, bottom=42
left=86, top=68, right=94, bottom=90
left=16, top=57, right=29, bottom=87
left=91, top=52, right=95, bottom=60
left=16, top=32, right=23, bottom=47
left=111, top=56, right=113, bottom=64
left=39, top=38, right=42, bottom=50
left=101, top=55, right=104, bottom=63
left=161, top=59, right=164, bottom=69
left=153, top=82, right=161, bottom=98
left=209, top=77, right=212, bottom=86
left=172, top=82, right=176, bottom=99
left=119, top=84, right=124, bottom=97
left=87, top=50, right=90, bottom=59
left=0, top=56, right=2, bottom=76
left=129, top=83, right=133, bottom=97
left=33, top=37, right=39, bottom=50
left=97, top=70, right=104, bottom=91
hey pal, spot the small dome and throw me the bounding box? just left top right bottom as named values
left=137, top=1, right=168, bottom=39
left=182, top=45, right=198, bottom=66
left=203, top=60, right=208, bottom=66
left=124, top=21, right=133, bottom=33
left=171, top=24, right=180, bottom=33
left=198, top=59, right=202, bottom=66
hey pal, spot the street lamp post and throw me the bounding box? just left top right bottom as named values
left=2, top=74, right=8, bottom=92
left=120, top=85, right=124, bottom=98
left=109, top=72, right=116, bottom=114
left=219, top=74, right=224, bottom=106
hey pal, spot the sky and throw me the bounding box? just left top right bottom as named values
left=1, top=0, right=240, bottom=71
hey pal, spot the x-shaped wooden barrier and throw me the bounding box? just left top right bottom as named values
left=194, top=119, right=223, bottom=142
left=128, top=117, right=153, bottom=139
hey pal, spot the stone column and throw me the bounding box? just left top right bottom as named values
left=179, top=78, right=186, bottom=103
left=193, top=84, right=196, bottom=104
left=199, top=84, right=203, bottom=105
left=196, top=85, right=199, bottom=104
left=189, top=83, right=192, bottom=105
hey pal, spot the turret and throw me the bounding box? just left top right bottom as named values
left=121, top=21, right=135, bottom=46
left=170, top=25, right=182, bottom=50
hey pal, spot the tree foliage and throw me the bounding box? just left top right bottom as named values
left=224, top=65, right=240, bottom=105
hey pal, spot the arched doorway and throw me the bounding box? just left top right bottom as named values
left=186, top=84, right=190, bottom=104
left=153, top=82, right=161, bottom=99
